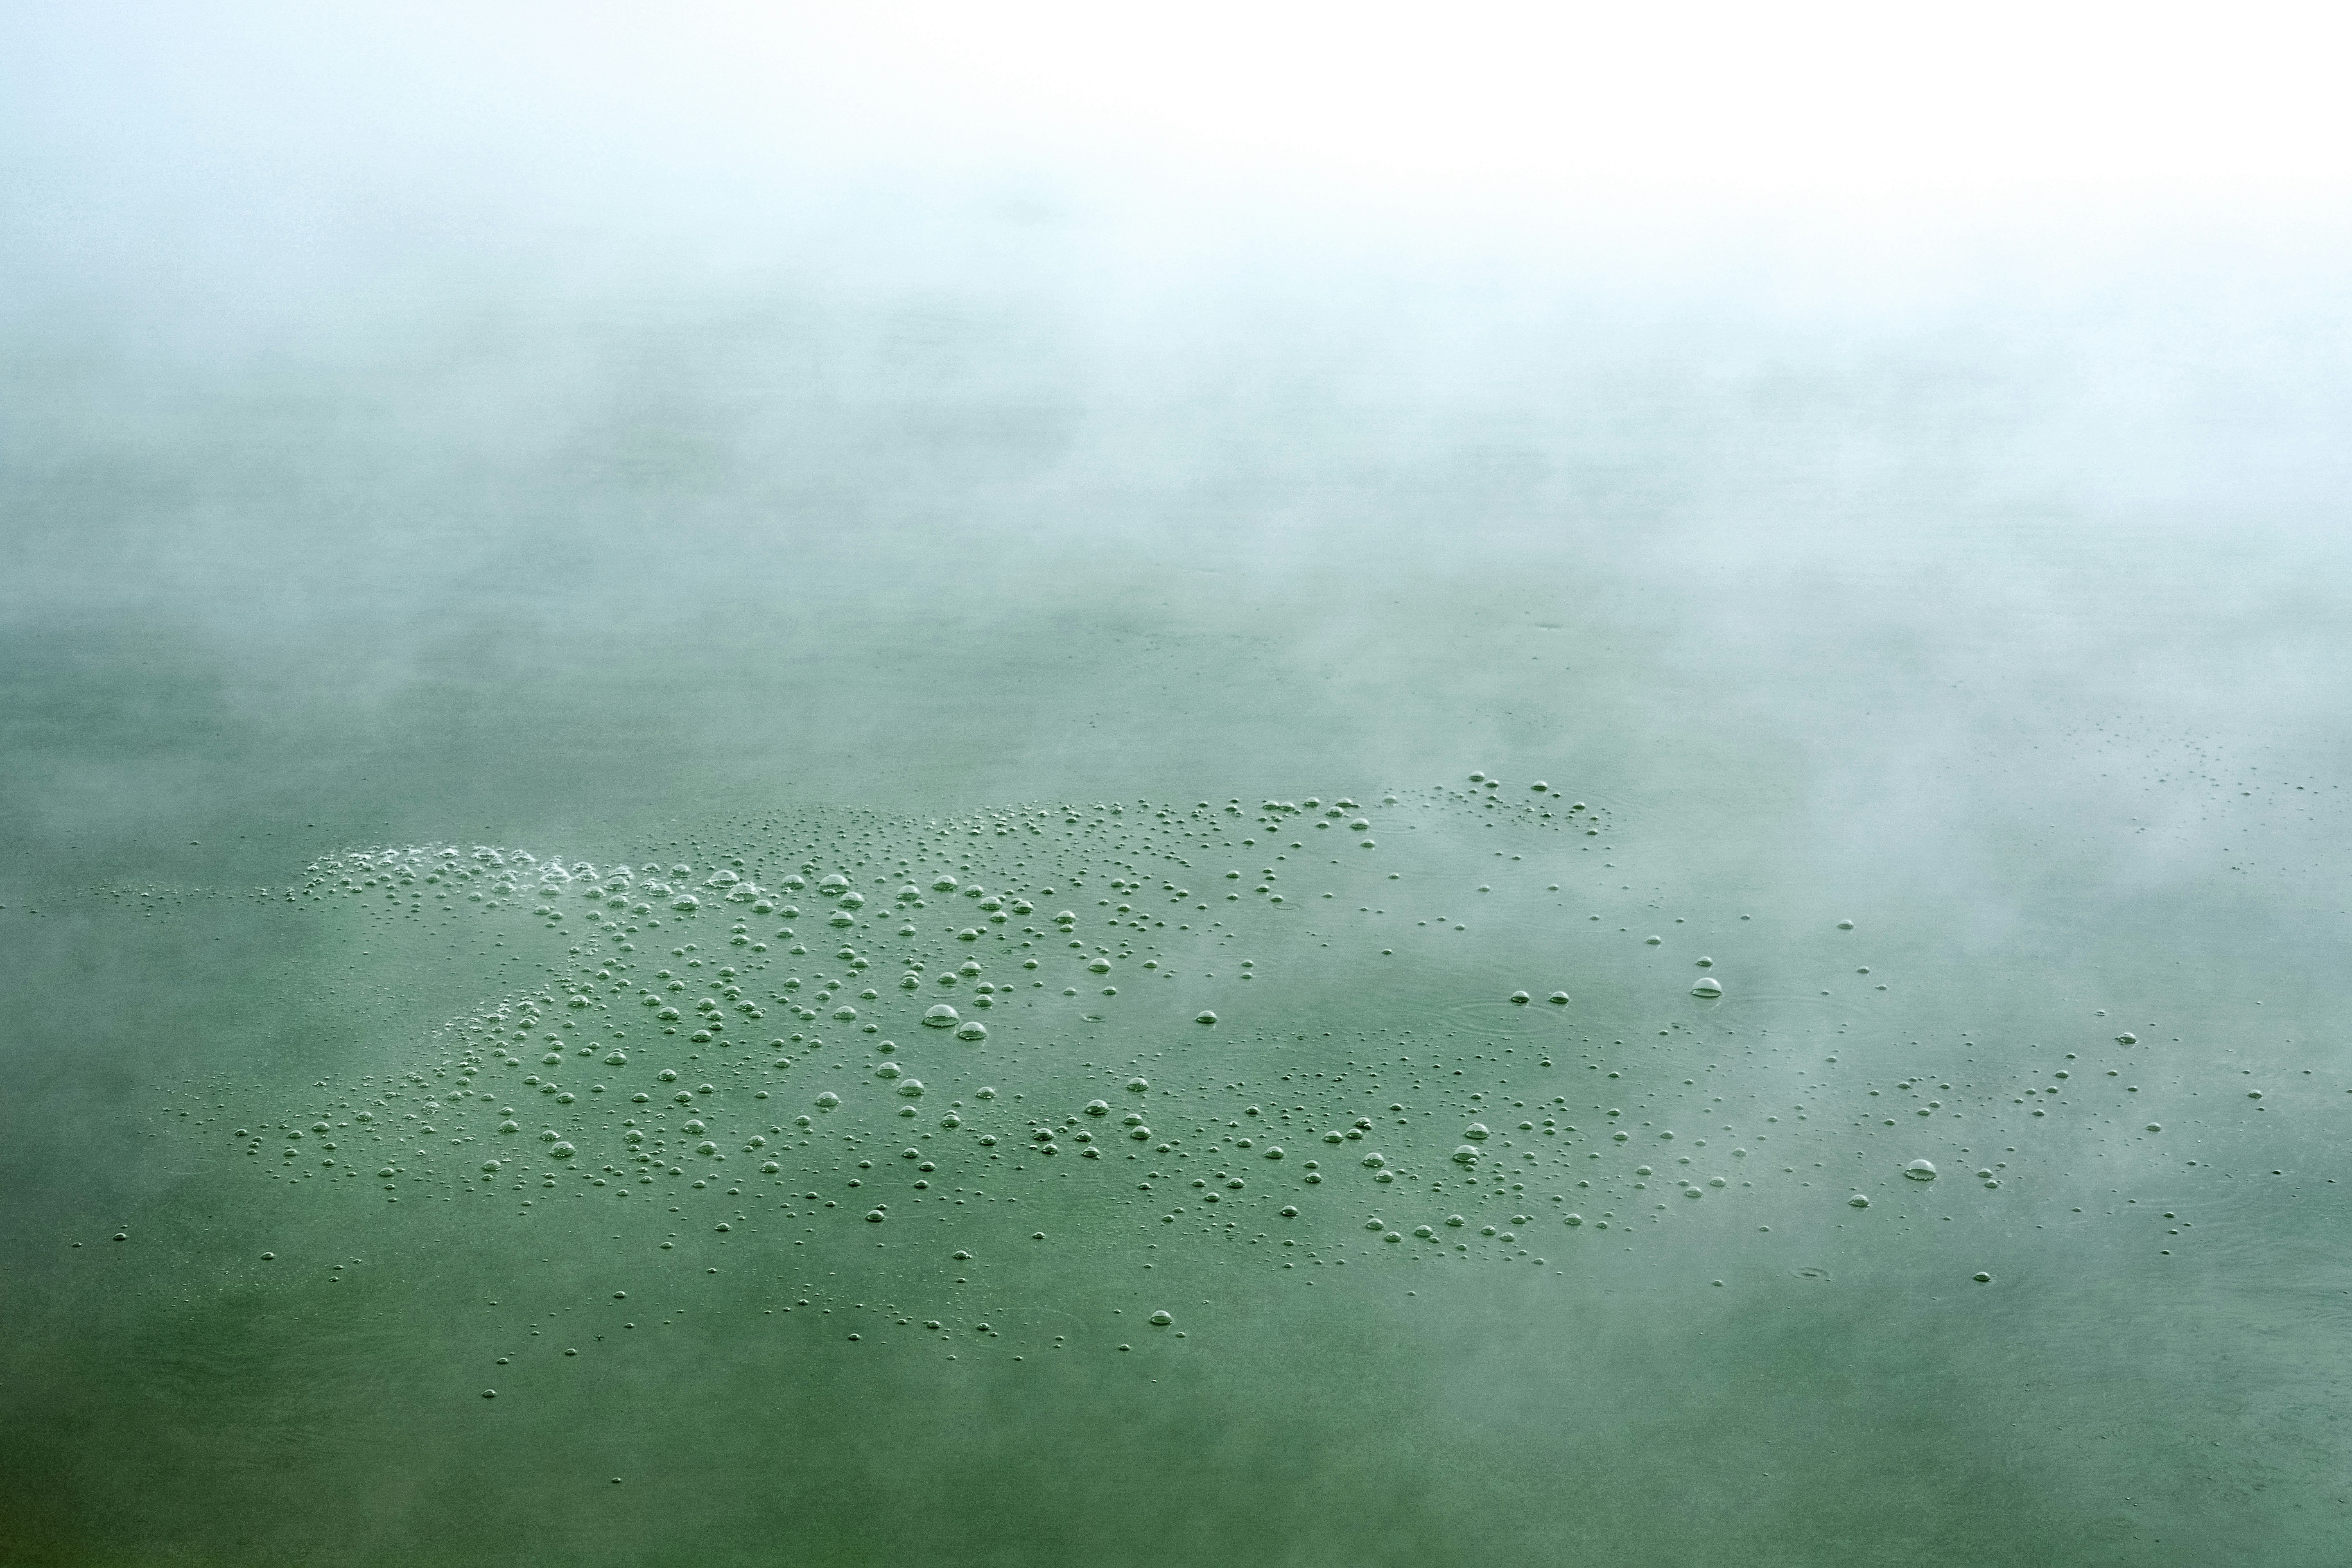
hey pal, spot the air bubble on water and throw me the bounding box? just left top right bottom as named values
left=1903, top=1160, right=1937, bottom=1181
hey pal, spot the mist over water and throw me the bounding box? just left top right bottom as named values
left=7, top=7, right=2352, bottom=1564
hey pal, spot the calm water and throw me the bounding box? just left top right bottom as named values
left=7, top=44, right=2352, bottom=1563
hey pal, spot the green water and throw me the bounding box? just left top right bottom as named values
left=9, top=24, right=2352, bottom=1563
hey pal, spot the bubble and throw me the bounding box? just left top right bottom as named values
left=954, top=1021, right=987, bottom=1041
left=481, top=1160, right=500, bottom=1173
left=897, top=1080, right=925, bottom=1098
left=1126, top=1078, right=1149, bottom=1093
left=1195, top=1011, right=1218, bottom=1025
left=2145, top=1123, right=2162, bottom=1132
left=922, top=1005, right=959, bottom=1028
left=1836, top=920, right=1855, bottom=930
left=815, top=1092, right=840, bottom=1109
left=976, top=1087, right=996, bottom=1100
left=1084, top=1100, right=1109, bottom=1116
left=1548, top=991, right=1570, bottom=1004
left=1973, top=1272, right=1993, bottom=1283
left=1846, top=1193, right=1868, bottom=1207
left=1451, top=1145, right=1480, bottom=1165
left=1902, top=1159, right=1937, bottom=1181
left=865, top=1210, right=886, bottom=1224
left=1690, top=978, right=1723, bottom=998
left=1508, top=991, right=1530, bottom=1005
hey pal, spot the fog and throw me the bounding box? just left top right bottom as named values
left=6, top=7, right=2351, bottom=1564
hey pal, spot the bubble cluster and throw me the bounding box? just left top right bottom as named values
left=136, top=783, right=2297, bottom=1375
